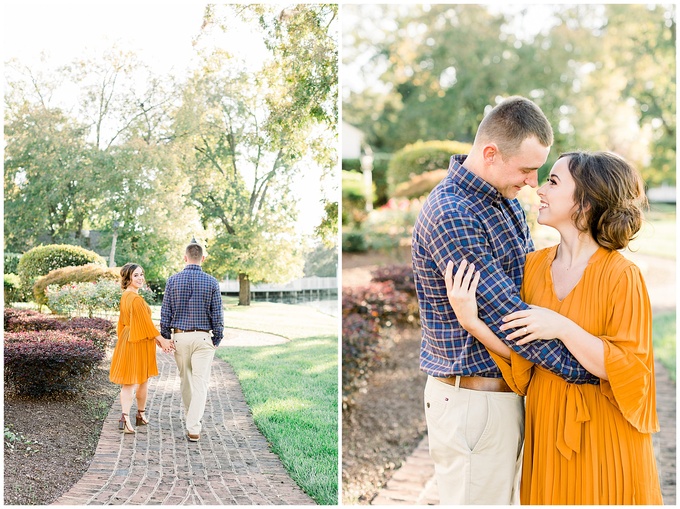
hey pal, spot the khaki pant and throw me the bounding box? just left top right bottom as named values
left=424, top=375, right=524, bottom=505
left=172, top=331, right=216, bottom=435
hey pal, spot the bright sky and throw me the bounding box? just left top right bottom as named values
left=2, top=2, right=329, bottom=238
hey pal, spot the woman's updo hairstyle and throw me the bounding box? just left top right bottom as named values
left=120, top=263, right=141, bottom=290
left=560, top=151, right=647, bottom=251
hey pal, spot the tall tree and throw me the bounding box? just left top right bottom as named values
left=176, top=52, right=304, bottom=305
left=178, top=5, right=338, bottom=304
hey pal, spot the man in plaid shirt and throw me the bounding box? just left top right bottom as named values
left=161, top=240, right=224, bottom=442
left=412, top=97, right=596, bottom=504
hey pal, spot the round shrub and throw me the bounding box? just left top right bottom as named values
left=393, top=169, right=448, bottom=199
left=5, top=331, right=105, bottom=396
left=387, top=140, right=472, bottom=195
left=18, top=245, right=106, bottom=301
left=33, top=264, right=120, bottom=306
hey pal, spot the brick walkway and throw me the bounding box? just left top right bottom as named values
left=54, top=352, right=315, bottom=505
left=373, top=360, right=676, bottom=505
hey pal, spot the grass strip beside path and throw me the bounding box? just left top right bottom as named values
left=217, top=300, right=338, bottom=505
left=653, top=311, right=676, bottom=382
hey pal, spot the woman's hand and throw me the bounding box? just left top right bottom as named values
left=156, top=336, right=175, bottom=354
left=445, top=259, right=481, bottom=329
left=501, top=306, right=568, bottom=345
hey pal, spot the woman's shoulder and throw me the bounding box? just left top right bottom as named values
left=593, top=248, right=642, bottom=281
left=526, top=245, right=557, bottom=265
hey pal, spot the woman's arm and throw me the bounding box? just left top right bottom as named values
left=500, top=308, right=607, bottom=379
left=445, top=260, right=512, bottom=359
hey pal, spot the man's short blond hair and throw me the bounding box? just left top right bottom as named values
left=475, top=96, right=554, bottom=157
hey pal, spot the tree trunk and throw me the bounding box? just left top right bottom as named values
left=238, top=273, right=251, bottom=306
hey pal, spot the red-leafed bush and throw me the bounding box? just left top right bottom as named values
left=5, top=331, right=105, bottom=396
left=342, top=313, right=382, bottom=408
left=64, top=316, right=116, bottom=335
left=4, top=308, right=65, bottom=332
left=342, top=280, right=418, bottom=327
left=370, top=264, right=416, bottom=296
left=61, top=324, right=114, bottom=351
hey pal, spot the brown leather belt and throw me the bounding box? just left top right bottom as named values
left=437, top=375, right=513, bottom=393
left=174, top=329, right=210, bottom=334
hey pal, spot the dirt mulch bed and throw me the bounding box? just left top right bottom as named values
left=4, top=363, right=119, bottom=505
left=342, top=325, right=427, bottom=504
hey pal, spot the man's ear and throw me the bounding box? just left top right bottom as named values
left=482, top=143, right=499, bottom=165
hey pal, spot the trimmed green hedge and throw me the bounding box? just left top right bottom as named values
left=387, top=140, right=472, bottom=194
left=18, top=245, right=106, bottom=301
left=33, top=264, right=120, bottom=307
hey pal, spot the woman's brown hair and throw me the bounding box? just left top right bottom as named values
left=120, top=263, right=141, bottom=290
left=560, top=151, right=647, bottom=250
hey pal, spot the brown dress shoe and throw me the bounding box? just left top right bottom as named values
left=187, top=433, right=200, bottom=442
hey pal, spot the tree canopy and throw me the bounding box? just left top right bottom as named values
left=343, top=4, right=675, bottom=186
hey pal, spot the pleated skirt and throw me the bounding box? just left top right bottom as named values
left=521, top=366, right=662, bottom=504
left=109, top=326, right=159, bottom=385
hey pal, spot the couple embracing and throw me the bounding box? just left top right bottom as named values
left=413, top=96, right=663, bottom=504
left=109, top=241, right=223, bottom=443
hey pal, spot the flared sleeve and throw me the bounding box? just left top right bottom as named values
left=599, top=264, right=659, bottom=434
left=488, top=350, right=533, bottom=396
left=128, top=294, right=160, bottom=343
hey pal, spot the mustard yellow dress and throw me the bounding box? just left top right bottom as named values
left=109, top=291, right=160, bottom=385
left=490, top=245, right=662, bottom=504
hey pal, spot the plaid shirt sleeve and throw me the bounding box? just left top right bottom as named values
left=160, top=277, right=174, bottom=340
left=431, top=213, right=599, bottom=384
left=209, top=280, right=224, bottom=345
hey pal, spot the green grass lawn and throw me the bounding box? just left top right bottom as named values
left=216, top=300, right=338, bottom=505
left=653, top=310, right=676, bottom=382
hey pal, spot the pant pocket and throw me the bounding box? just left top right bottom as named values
left=464, top=394, right=490, bottom=451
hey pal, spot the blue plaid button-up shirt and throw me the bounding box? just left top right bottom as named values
left=413, top=155, right=598, bottom=384
left=160, top=264, right=224, bottom=346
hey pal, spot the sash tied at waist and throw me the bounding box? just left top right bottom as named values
left=535, top=367, right=591, bottom=460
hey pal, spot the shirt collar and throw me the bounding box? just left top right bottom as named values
left=448, top=154, right=504, bottom=206
left=184, top=264, right=203, bottom=271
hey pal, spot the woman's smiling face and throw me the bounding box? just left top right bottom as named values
left=536, top=156, right=578, bottom=229
left=129, top=267, right=145, bottom=290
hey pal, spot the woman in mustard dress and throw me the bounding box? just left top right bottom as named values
left=109, top=263, right=174, bottom=433
left=447, top=151, right=662, bottom=504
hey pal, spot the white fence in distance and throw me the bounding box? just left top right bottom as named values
left=219, top=276, right=338, bottom=294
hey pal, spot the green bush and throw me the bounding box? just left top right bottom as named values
left=341, top=231, right=368, bottom=253
left=18, top=245, right=106, bottom=302
left=33, top=264, right=120, bottom=307
left=4, top=253, right=21, bottom=274
left=342, top=153, right=392, bottom=207
left=387, top=140, right=472, bottom=195
left=342, top=170, right=375, bottom=227
left=4, top=274, right=22, bottom=306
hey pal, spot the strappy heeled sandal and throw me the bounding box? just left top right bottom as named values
left=136, top=409, right=149, bottom=426
left=118, top=413, right=135, bottom=434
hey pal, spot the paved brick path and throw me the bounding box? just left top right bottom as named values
left=54, top=352, right=315, bottom=505
left=373, top=360, right=676, bottom=505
